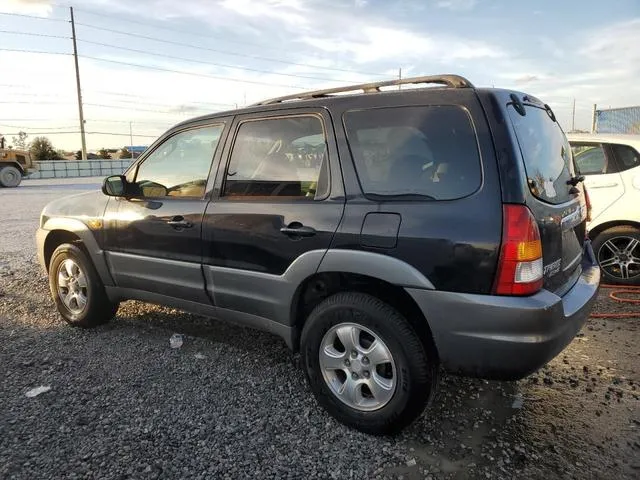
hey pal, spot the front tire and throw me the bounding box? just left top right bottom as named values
left=0, top=165, right=22, bottom=187
left=592, top=226, right=640, bottom=285
left=49, top=243, right=119, bottom=327
left=301, top=292, right=437, bottom=435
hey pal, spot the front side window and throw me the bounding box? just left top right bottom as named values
left=223, top=115, right=328, bottom=200
left=571, top=143, right=611, bottom=175
left=133, top=125, right=223, bottom=198
left=343, top=106, right=481, bottom=200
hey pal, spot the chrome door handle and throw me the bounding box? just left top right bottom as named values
left=166, top=216, right=193, bottom=229
left=280, top=225, right=316, bottom=237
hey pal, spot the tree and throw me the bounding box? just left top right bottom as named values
left=30, top=136, right=63, bottom=160
left=120, top=147, right=133, bottom=159
left=98, top=148, right=112, bottom=159
left=12, top=131, right=28, bottom=150
left=75, top=150, right=82, bottom=160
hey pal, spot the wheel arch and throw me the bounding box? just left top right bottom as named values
left=40, top=218, right=114, bottom=286
left=290, top=271, right=439, bottom=361
left=589, top=220, right=640, bottom=240
left=0, top=161, right=25, bottom=175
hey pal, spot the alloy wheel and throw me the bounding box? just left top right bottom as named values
left=319, top=322, right=396, bottom=411
left=597, top=236, right=640, bottom=280
left=56, top=258, right=89, bottom=314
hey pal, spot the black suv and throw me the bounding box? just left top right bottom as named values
left=36, top=75, right=600, bottom=434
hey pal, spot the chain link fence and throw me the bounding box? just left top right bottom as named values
left=595, top=106, right=640, bottom=134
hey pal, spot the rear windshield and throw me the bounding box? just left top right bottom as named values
left=507, top=103, right=573, bottom=204
left=343, top=106, right=481, bottom=200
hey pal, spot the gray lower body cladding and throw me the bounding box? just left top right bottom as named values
left=407, top=256, right=600, bottom=380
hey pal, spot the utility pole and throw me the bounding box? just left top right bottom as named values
left=571, top=98, right=576, bottom=132
left=591, top=104, right=597, bottom=133
left=70, top=7, right=87, bottom=160
left=398, top=67, right=402, bottom=90
left=129, top=121, right=133, bottom=150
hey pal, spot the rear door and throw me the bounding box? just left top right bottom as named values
left=570, top=142, right=624, bottom=222
left=506, top=98, right=586, bottom=294
left=201, top=108, right=345, bottom=320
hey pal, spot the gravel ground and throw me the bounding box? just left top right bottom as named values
left=1, top=178, right=639, bottom=479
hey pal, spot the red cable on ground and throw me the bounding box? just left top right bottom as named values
left=590, top=284, right=640, bottom=318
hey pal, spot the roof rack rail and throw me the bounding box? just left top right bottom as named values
left=253, top=74, right=474, bottom=106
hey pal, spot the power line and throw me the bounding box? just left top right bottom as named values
left=0, top=123, right=78, bottom=130
left=78, top=55, right=308, bottom=90
left=73, top=6, right=286, bottom=55
left=0, top=100, right=74, bottom=105
left=0, top=12, right=68, bottom=22
left=0, top=29, right=70, bottom=40
left=91, top=91, right=236, bottom=109
left=85, top=118, right=175, bottom=125
left=0, top=87, right=234, bottom=109
left=83, top=94, right=234, bottom=110
left=84, top=102, right=218, bottom=115
left=86, top=131, right=158, bottom=138
left=0, top=47, right=70, bottom=55
left=74, top=22, right=385, bottom=78
left=77, top=39, right=361, bottom=83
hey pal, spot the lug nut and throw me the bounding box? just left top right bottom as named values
left=344, top=359, right=351, bottom=367
left=351, top=372, right=358, bottom=380
left=362, top=356, right=369, bottom=365
left=363, top=370, right=370, bottom=378
left=351, top=350, right=358, bottom=359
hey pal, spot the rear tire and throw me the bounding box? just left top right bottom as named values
left=301, top=292, right=437, bottom=435
left=592, top=226, right=640, bottom=285
left=0, top=165, right=22, bottom=187
left=49, top=243, right=119, bottom=327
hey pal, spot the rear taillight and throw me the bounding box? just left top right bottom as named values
left=494, top=204, right=543, bottom=296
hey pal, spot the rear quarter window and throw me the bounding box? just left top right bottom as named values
left=343, top=106, right=481, bottom=200
left=507, top=103, right=573, bottom=204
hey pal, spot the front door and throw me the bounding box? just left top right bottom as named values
left=105, top=123, right=226, bottom=303
left=202, top=109, right=345, bottom=323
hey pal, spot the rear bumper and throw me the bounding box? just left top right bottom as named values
left=407, top=243, right=600, bottom=380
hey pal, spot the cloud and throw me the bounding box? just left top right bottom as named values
left=302, top=26, right=504, bottom=64
left=218, top=0, right=309, bottom=28
left=435, top=0, right=477, bottom=11
left=1, top=0, right=52, bottom=16
left=514, top=74, right=540, bottom=85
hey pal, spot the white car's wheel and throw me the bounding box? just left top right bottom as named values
left=592, top=226, right=640, bottom=285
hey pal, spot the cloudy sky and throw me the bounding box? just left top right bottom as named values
left=0, top=0, right=638, bottom=151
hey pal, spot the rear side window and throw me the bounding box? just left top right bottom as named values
left=507, top=104, right=573, bottom=204
left=223, top=115, right=329, bottom=200
left=610, top=144, right=640, bottom=172
left=343, top=106, right=481, bottom=200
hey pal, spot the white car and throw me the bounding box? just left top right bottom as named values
left=567, top=133, right=640, bottom=285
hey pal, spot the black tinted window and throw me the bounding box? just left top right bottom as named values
left=508, top=104, right=572, bottom=204
left=223, top=116, right=328, bottom=200
left=611, top=144, right=640, bottom=172
left=343, top=106, right=481, bottom=200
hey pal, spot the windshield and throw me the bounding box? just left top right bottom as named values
left=507, top=103, right=574, bottom=205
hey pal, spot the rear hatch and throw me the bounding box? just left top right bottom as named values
left=506, top=95, right=587, bottom=294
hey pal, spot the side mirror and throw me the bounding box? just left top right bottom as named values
left=102, top=175, right=127, bottom=197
